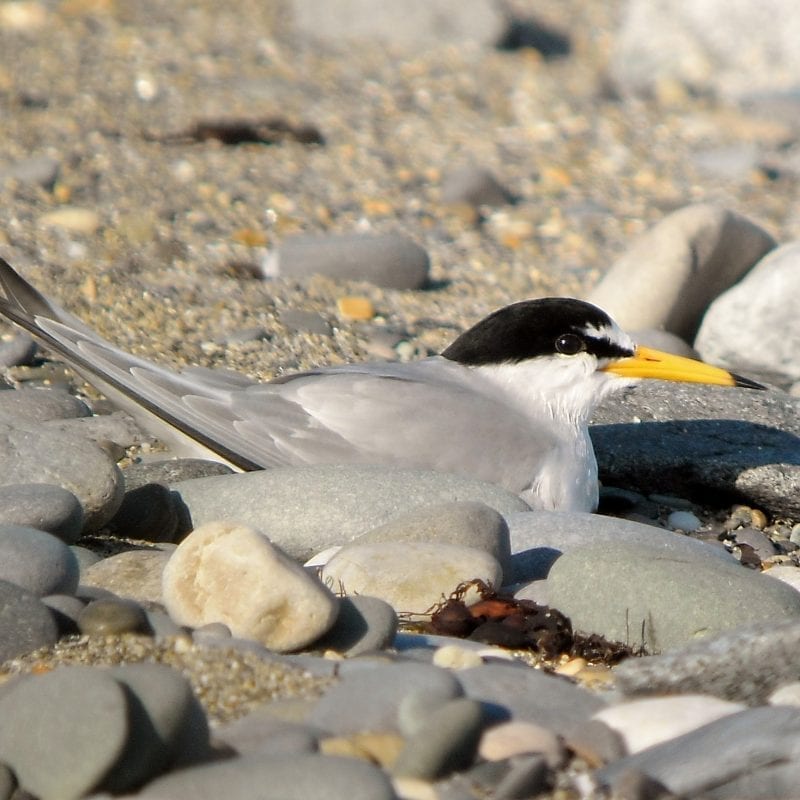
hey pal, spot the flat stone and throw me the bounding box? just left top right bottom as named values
left=162, top=521, right=339, bottom=652
left=121, top=458, right=234, bottom=491
left=702, top=760, right=800, bottom=800
left=591, top=381, right=800, bottom=518
left=310, top=595, right=398, bottom=656
left=321, top=541, right=502, bottom=617
left=696, top=240, right=800, bottom=384
left=266, top=232, right=430, bottom=289
left=290, top=0, right=505, bottom=48
left=354, top=501, right=512, bottom=582
left=593, top=695, right=746, bottom=754
left=392, top=697, right=485, bottom=779
left=0, top=524, right=79, bottom=596
left=0, top=666, right=130, bottom=800
left=214, top=710, right=321, bottom=756
left=171, top=465, right=529, bottom=562
left=310, top=662, right=462, bottom=735
left=0, top=578, right=59, bottom=662
left=0, top=484, right=84, bottom=543
left=456, top=662, right=606, bottom=735
left=81, top=550, right=171, bottom=605
left=506, top=510, right=734, bottom=583
left=0, top=387, right=89, bottom=423
left=547, top=542, right=800, bottom=652
left=135, top=753, right=397, bottom=800
left=586, top=205, right=775, bottom=341
left=595, top=706, right=800, bottom=797
left=41, top=412, right=143, bottom=450
left=479, top=720, right=565, bottom=767
left=0, top=423, right=124, bottom=531
left=614, top=618, right=800, bottom=704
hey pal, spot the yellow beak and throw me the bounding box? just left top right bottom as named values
left=602, top=345, right=764, bottom=389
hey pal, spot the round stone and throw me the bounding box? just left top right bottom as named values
left=77, top=597, right=151, bottom=636
left=0, top=524, right=79, bottom=596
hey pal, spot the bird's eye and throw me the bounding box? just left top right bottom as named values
left=555, top=333, right=585, bottom=356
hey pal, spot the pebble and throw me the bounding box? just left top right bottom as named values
left=0, top=524, right=79, bottom=596
left=310, top=662, right=462, bottom=735
left=764, top=565, right=800, bottom=594
left=354, top=501, right=512, bottom=583
left=769, top=682, right=800, bottom=707
left=0, top=578, right=58, bottom=662
left=492, top=755, right=550, bottom=800
left=562, top=719, right=626, bottom=768
left=0, top=422, right=124, bottom=531
left=733, top=527, right=778, bottom=562
left=162, top=520, right=339, bottom=652
left=595, top=706, right=800, bottom=797
left=666, top=510, right=701, bottom=532
left=214, top=711, right=320, bottom=756
left=321, top=541, right=502, bottom=617
left=479, top=720, right=565, bottom=767
left=39, top=206, right=101, bottom=235
left=133, top=753, right=397, bottom=800
left=0, top=483, right=83, bottom=543
left=506, top=510, right=733, bottom=584
left=81, top=549, right=172, bottom=605
left=593, top=695, right=746, bottom=754
left=696, top=240, right=800, bottom=384
left=455, top=662, right=606, bottom=735
left=614, top=618, right=800, bottom=704
left=440, top=165, right=513, bottom=207
left=310, top=595, right=398, bottom=656
left=392, top=698, right=485, bottom=779
left=121, top=458, right=234, bottom=490
left=0, top=332, right=37, bottom=367
left=546, top=541, right=800, bottom=652
left=170, top=465, right=528, bottom=562
left=42, top=593, right=84, bottom=635
left=265, top=232, right=430, bottom=289
left=586, top=204, right=775, bottom=342
left=0, top=666, right=131, bottom=800
left=77, top=597, right=151, bottom=636
left=432, top=644, right=484, bottom=671
left=70, top=544, right=102, bottom=574
left=591, top=380, right=800, bottom=519
left=0, top=154, right=59, bottom=189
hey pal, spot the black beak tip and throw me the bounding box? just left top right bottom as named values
left=732, top=372, right=768, bottom=391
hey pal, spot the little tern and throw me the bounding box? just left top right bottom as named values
left=0, top=257, right=762, bottom=512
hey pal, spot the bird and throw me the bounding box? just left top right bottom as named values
left=0, top=256, right=763, bottom=513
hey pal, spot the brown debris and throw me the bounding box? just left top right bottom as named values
left=422, top=580, right=637, bottom=665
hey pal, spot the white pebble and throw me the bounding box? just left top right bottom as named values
left=667, top=510, right=702, bottom=532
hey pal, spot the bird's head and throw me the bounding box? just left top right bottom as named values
left=441, top=298, right=763, bottom=424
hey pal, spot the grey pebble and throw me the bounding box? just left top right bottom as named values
left=441, top=165, right=513, bottom=207
left=733, top=527, right=778, bottom=561
left=104, top=662, right=210, bottom=787
left=0, top=483, right=84, bottom=543
left=41, top=411, right=143, bottom=450
left=309, top=661, right=462, bottom=735
left=171, top=465, right=529, bottom=562
left=266, top=232, right=430, bottom=289
left=81, top=549, right=171, bottom=605
left=355, top=500, right=512, bottom=583
left=214, top=710, right=321, bottom=756
left=591, top=381, right=800, bottom=518
left=614, top=618, right=800, bottom=705
left=0, top=332, right=37, bottom=367
left=145, top=608, right=185, bottom=639
left=0, top=387, right=89, bottom=424
left=0, top=524, right=79, bottom=596
left=562, top=718, right=626, bottom=768
left=310, top=595, right=397, bottom=656
left=506, top=510, right=732, bottom=584
left=108, top=482, right=179, bottom=542
left=0, top=423, right=124, bottom=531
left=0, top=666, right=131, bottom=800
left=493, top=755, right=550, bottom=800
left=0, top=154, right=60, bottom=189
left=392, top=697, right=485, bottom=779
left=0, top=578, right=58, bottom=663
left=42, top=593, right=86, bottom=635
left=192, top=622, right=232, bottom=643
left=280, top=309, right=333, bottom=336
left=547, top=541, right=800, bottom=652
left=595, top=706, right=800, bottom=797
left=133, top=753, right=397, bottom=800
left=398, top=686, right=459, bottom=736
left=456, top=662, right=606, bottom=735
left=77, top=597, right=151, bottom=636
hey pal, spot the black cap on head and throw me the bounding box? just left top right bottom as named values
left=442, top=298, right=633, bottom=366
